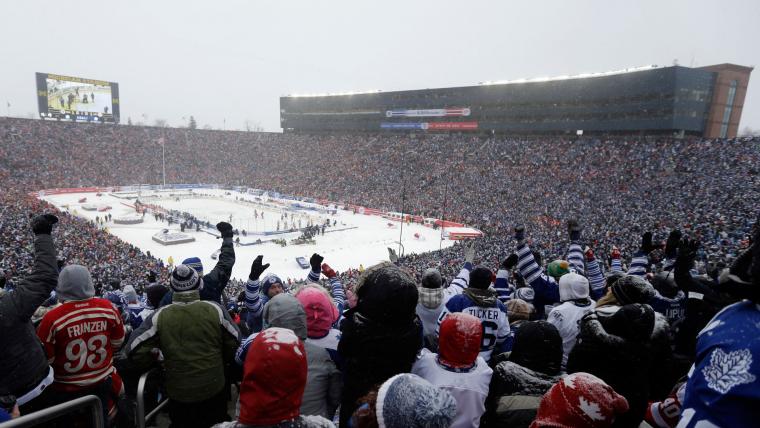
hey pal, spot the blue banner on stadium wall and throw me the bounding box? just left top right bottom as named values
left=380, top=122, right=426, bottom=130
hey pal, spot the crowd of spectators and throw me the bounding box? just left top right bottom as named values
left=1, top=117, right=759, bottom=427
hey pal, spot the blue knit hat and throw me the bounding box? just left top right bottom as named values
left=182, top=257, right=204, bottom=275
left=261, top=274, right=284, bottom=296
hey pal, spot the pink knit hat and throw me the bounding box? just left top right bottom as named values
left=295, top=285, right=339, bottom=338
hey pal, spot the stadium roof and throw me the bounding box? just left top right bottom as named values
left=284, top=64, right=661, bottom=98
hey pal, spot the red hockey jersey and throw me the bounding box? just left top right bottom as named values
left=37, top=297, right=125, bottom=389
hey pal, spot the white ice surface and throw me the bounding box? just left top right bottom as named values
left=41, top=189, right=455, bottom=282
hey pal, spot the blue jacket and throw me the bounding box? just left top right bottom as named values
left=680, top=300, right=760, bottom=427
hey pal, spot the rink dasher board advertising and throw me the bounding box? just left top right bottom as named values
left=36, top=72, right=120, bottom=124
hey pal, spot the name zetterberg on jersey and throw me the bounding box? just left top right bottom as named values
left=67, top=320, right=109, bottom=338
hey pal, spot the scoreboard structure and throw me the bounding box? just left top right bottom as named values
left=36, top=73, right=120, bottom=124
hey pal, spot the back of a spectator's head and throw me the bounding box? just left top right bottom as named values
left=368, top=373, right=456, bottom=428
left=469, top=265, right=493, bottom=289
left=510, top=320, right=562, bottom=376
left=57, top=264, right=95, bottom=302
left=146, top=284, right=169, bottom=309
left=263, top=293, right=307, bottom=340
left=238, top=327, right=307, bottom=426
left=506, top=298, right=533, bottom=322
left=294, top=285, right=338, bottom=338
left=123, top=284, right=138, bottom=304
left=420, top=268, right=442, bottom=289
left=530, top=372, right=629, bottom=428
left=439, top=312, right=482, bottom=369
left=356, top=262, right=418, bottom=326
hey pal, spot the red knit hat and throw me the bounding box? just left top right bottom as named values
left=239, top=328, right=307, bottom=426
left=530, top=372, right=629, bottom=428
left=438, top=312, right=482, bottom=369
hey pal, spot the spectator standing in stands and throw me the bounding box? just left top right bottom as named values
left=128, top=264, right=241, bottom=428
left=338, top=262, right=422, bottom=426
left=36, top=264, right=126, bottom=423
left=0, top=215, right=59, bottom=414
left=160, top=222, right=236, bottom=306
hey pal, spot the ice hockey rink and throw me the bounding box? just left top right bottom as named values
left=39, top=188, right=460, bottom=282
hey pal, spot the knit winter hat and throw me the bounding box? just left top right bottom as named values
left=514, top=286, right=535, bottom=303
left=261, top=274, right=284, bottom=297
left=295, top=285, right=339, bottom=338
left=182, top=256, right=203, bottom=275
left=611, top=275, right=655, bottom=305
left=146, top=284, right=169, bottom=309
left=123, top=284, right=138, bottom=303
left=651, top=271, right=678, bottom=299
left=510, top=320, right=563, bottom=376
left=559, top=272, right=590, bottom=301
left=438, top=313, right=482, bottom=369
left=376, top=373, right=457, bottom=428
left=421, top=268, right=443, bottom=289
left=239, top=328, right=307, bottom=426
left=530, top=372, right=629, bottom=428
left=469, top=265, right=493, bottom=289
left=507, top=298, right=533, bottom=321
left=547, top=260, right=571, bottom=280
left=170, top=264, right=202, bottom=292
left=357, top=262, right=418, bottom=327
left=56, top=264, right=95, bottom=302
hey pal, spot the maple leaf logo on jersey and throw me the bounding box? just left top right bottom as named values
left=702, top=348, right=755, bottom=394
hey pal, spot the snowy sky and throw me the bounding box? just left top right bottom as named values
left=1, top=0, right=758, bottom=132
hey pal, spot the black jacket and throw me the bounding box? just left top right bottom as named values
left=567, top=304, right=672, bottom=428
left=0, top=235, right=58, bottom=397
left=160, top=236, right=235, bottom=306
left=337, top=310, right=422, bottom=426
left=483, top=361, right=561, bottom=428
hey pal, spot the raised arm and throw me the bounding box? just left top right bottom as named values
left=201, top=222, right=236, bottom=302
left=566, top=220, right=585, bottom=275
left=0, top=215, right=59, bottom=322
left=243, top=255, right=269, bottom=332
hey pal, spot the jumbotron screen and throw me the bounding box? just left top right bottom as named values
left=36, top=72, right=120, bottom=123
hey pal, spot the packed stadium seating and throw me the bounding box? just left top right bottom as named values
left=1, top=116, right=759, bottom=427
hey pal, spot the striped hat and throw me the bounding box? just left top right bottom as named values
left=171, top=264, right=202, bottom=292
left=182, top=257, right=204, bottom=275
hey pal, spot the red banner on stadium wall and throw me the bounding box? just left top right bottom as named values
left=426, top=121, right=478, bottom=130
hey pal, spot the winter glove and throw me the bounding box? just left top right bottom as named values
left=501, top=253, right=519, bottom=270
left=464, top=242, right=476, bottom=264
left=665, top=229, right=682, bottom=259
left=321, top=263, right=337, bottom=279
left=567, top=219, right=582, bottom=242
left=249, top=255, right=270, bottom=280
left=584, top=246, right=595, bottom=262
left=610, top=246, right=621, bottom=261
left=31, top=214, right=58, bottom=235
left=676, top=238, right=700, bottom=270
left=514, top=225, right=526, bottom=242
left=216, top=222, right=234, bottom=238
left=310, top=253, right=324, bottom=272
left=387, top=247, right=399, bottom=264
left=640, top=232, right=659, bottom=254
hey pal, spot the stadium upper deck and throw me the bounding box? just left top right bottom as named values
left=280, top=63, right=752, bottom=138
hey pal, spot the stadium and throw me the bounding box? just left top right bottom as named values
left=2, top=3, right=760, bottom=428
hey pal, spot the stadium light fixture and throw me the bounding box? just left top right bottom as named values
left=287, top=89, right=382, bottom=98
left=478, top=64, right=659, bottom=86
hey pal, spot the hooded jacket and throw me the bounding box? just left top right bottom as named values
left=337, top=263, right=422, bottom=427
left=215, top=328, right=335, bottom=428
left=236, top=293, right=342, bottom=420
left=0, top=235, right=58, bottom=402
left=567, top=304, right=672, bottom=428
left=127, top=289, right=241, bottom=403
